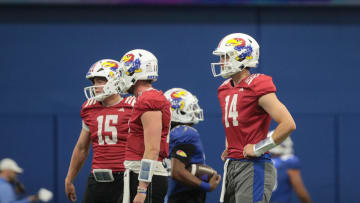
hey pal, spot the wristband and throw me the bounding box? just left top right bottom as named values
left=138, top=159, right=156, bottom=182
left=137, top=187, right=147, bottom=195
left=199, top=181, right=211, bottom=192
left=253, top=136, right=276, bottom=157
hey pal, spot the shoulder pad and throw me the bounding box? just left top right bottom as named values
left=136, top=91, right=169, bottom=111
left=247, top=74, right=276, bottom=96
left=244, top=73, right=262, bottom=85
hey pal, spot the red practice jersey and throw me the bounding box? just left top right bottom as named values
left=80, top=96, right=136, bottom=172
left=218, top=73, right=276, bottom=159
left=125, top=88, right=171, bottom=162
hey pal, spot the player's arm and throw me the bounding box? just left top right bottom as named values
left=259, top=93, right=296, bottom=145
left=171, top=144, right=220, bottom=192
left=171, top=158, right=202, bottom=187
left=171, top=144, right=201, bottom=187
left=288, top=169, right=312, bottom=203
left=138, top=111, right=162, bottom=190
left=65, top=127, right=91, bottom=202
left=244, top=93, right=296, bottom=158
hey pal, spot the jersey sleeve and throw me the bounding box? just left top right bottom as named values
left=80, top=100, right=96, bottom=128
left=286, top=155, right=301, bottom=170
left=171, top=144, right=196, bottom=166
left=80, top=104, right=86, bottom=119
left=82, top=120, right=89, bottom=131
left=80, top=100, right=90, bottom=120
left=251, top=75, right=277, bottom=97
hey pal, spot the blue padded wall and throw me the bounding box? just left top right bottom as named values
left=0, top=115, right=55, bottom=201
left=339, top=115, right=360, bottom=203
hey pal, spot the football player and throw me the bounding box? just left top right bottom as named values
left=117, top=49, right=170, bottom=203
left=164, top=88, right=221, bottom=203
left=268, top=131, right=311, bottom=203
left=211, top=33, right=296, bottom=203
left=65, top=59, right=135, bottom=203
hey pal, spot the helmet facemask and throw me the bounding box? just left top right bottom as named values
left=211, top=50, right=248, bottom=78
left=117, top=71, right=136, bottom=94
left=190, top=102, right=204, bottom=124
left=84, top=77, right=120, bottom=102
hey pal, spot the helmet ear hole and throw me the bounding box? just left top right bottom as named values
left=180, top=111, right=186, bottom=115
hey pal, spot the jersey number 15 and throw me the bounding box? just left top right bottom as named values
left=97, top=115, right=118, bottom=145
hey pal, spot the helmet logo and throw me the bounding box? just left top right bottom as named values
left=101, top=61, right=119, bottom=71
left=170, top=90, right=187, bottom=111
left=225, top=38, right=246, bottom=47
left=121, top=54, right=142, bottom=76
left=237, top=46, right=253, bottom=60
left=225, top=38, right=253, bottom=60
left=121, top=54, right=135, bottom=65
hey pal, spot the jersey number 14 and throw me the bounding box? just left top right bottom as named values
left=224, top=94, right=239, bottom=128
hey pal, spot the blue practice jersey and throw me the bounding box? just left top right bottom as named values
left=270, top=154, right=301, bottom=203
left=167, top=125, right=206, bottom=195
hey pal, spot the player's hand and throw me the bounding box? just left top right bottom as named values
left=133, top=193, right=146, bottom=203
left=208, top=172, right=221, bottom=192
left=243, top=144, right=256, bottom=158
left=65, top=180, right=77, bottom=202
left=221, top=149, right=228, bottom=161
